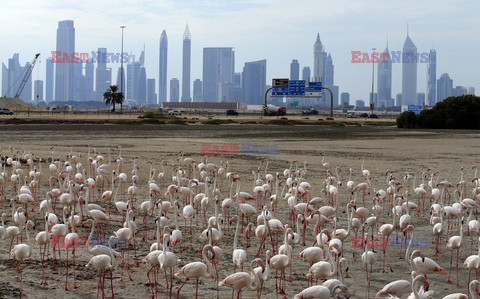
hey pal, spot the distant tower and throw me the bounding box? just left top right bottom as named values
left=290, top=59, right=299, bottom=80
left=377, top=41, right=392, bottom=107
left=302, top=67, right=311, bottom=82
left=170, top=78, right=179, bottom=102
left=402, top=26, right=418, bottom=105
left=181, top=24, right=191, bottom=102
left=242, top=59, right=266, bottom=105
left=159, top=30, right=168, bottom=104
left=193, top=79, right=203, bottom=102
left=55, top=20, right=75, bottom=101
left=203, top=47, right=234, bottom=102
left=437, top=73, right=453, bottom=102
left=46, top=57, right=54, bottom=102
left=313, top=33, right=326, bottom=82
left=95, top=48, right=111, bottom=101
left=426, top=49, right=436, bottom=106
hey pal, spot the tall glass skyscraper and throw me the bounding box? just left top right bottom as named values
left=426, top=49, right=437, bottom=106
left=377, top=44, right=392, bottom=107
left=202, top=47, right=234, bottom=102
left=158, top=30, right=168, bottom=104
left=313, top=33, right=326, bottom=82
left=181, top=24, right=191, bottom=102
left=242, top=59, right=266, bottom=105
left=290, top=59, right=299, bottom=80
left=55, top=20, right=75, bottom=101
left=46, top=57, right=54, bottom=102
left=402, top=29, right=417, bottom=105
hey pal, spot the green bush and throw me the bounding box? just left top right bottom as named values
left=397, top=95, right=480, bottom=129
left=396, top=111, right=417, bottom=128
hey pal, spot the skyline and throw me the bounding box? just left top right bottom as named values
left=1, top=0, right=478, bottom=104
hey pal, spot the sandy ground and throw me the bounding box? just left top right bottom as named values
left=0, top=123, right=480, bottom=299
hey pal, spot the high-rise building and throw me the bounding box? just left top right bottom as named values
left=417, top=92, right=425, bottom=105
left=46, top=57, right=54, bottom=102
left=426, top=49, right=436, bottom=106
left=402, top=29, right=417, bottom=105
left=356, top=99, right=365, bottom=108
left=313, top=33, right=326, bottom=82
left=396, top=93, right=402, bottom=106
left=193, top=79, right=202, bottom=102
left=34, top=80, right=43, bottom=103
left=324, top=54, right=334, bottom=87
left=377, top=44, right=392, bottom=107
left=341, top=92, right=350, bottom=107
left=55, top=20, right=75, bottom=101
left=84, top=59, right=94, bottom=100
left=147, top=78, right=156, bottom=105
left=202, top=47, right=234, bottom=102
left=2, top=54, right=32, bottom=102
left=137, top=67, right=147, bottom=103
left=453, top=86, right=467, bottom=97
left=242, top=59, right=266, bottom=105
left=170, top=78, right=179, bottom=102
left=437, top=73, right=453, bottom=102
left=290, top=59, right=299, bottom=80
left=302, top=67, right=311, bottom=82
left=468, top=87, right=475, bottom=95
left=181, top=24, right=191, bottom=102
left=159, top=30, right=168, bottom=104
left=95, top=48, right=111, bottom=101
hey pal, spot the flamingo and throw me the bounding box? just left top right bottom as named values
left=231, top=215, right=247, bottom=272
left=446, top=216, right=464, bottom=287
left=11, top=221, right=34, bottom=298
left=269, top=227, right=294, bottom=296
left=64, top=209, right=79, bottom=290
left=159, top=233, right=177, bottom=296
left=293, top=285, right=330, bottom=299
left=219, top=265, right=261, bottom=299
left=361, top=231, right=377, bottom=294
left=175, top=244, right=216, bottom=299
left=36, top=213, right=49, bottom=286
left=251, top=252, right=270, bottom=299
left=85, top=239, right=116, bottom=299
left=378, top=205, right=396, bottom=272
left=463, top=236, right=480, bottom=292
left=376, top=271, right=415, bottom=298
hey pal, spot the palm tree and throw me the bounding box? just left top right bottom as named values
left=103, top=85, right=124, bottom=112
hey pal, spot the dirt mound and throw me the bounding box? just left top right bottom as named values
left=0, top=97, right=31, bottom=108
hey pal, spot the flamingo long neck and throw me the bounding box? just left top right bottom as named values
left=63, top=210, right=69, bottom=234
left=173, top=201, right=179, bottom=230
left=346, top=206, right=351, bottom=236
left=202, top=246, right=213, bottom=276
left=405, top=229, right=415, bottom=266
left=460, top=221, right=464, bottom=242
left=86, top=221, right=95, bottom=251
left=405, top=192, right=410, bottom=215
left=156, top=220, right=161, bottom=249
left=412, top=276, right=422, bottom=298
left=233, top=217, right=240, bottom=250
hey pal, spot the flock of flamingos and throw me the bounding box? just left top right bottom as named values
left=1, top=146, right=480, bottom=299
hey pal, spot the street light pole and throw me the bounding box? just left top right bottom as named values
left=371, top=47, right=376, bottom=114
left=120, top=25, right=126, bottom=111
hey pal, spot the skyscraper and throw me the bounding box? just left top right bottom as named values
left=159, top=30, right=168, bottom=104
left=2, top=54, right=32, bottom=102
left=55, top=20, right=75, bottom=101
left=147, top=78, right=156, bottom=105
left=202, top=47, right=234, bottom=102
left=193, top=79, right=203, bottom=102
left=402, top=29, right=417, bottom=105
left=137, top=67, right=147, bottom=103
left=426, top=49, right=436, bottom=106
left=290, top=59, right=299, bottom=80
left=302, top=67, right=311, bottom=82
left=181, top=24, right=191, bottom=102
left=242, top=59, right=266, bottom=105
left=313, top=33, right=326, bottom=82
left=341, top=92, right=350, bottom=107
left=95, top=48, right=111, bottom=101
left=84, top=59, right=94, bottom=100
left=170, top=78, right=179, bottom=102
left=46, top=57, right=54, bottom=102
left=377, top=44, right=392, bottom=107
left=437, top=73, right=453, bottom=102
left=34, top=80, right=43, bottom=102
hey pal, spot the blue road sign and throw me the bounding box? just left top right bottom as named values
left=306, top=81, right=322, bottom=96
left=408, top=105, right=422, bottom=114
left=272, top=87, right=289, bottom=96
left=288, top=80, right=306, bottom=96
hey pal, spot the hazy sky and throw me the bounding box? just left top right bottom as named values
left=1, top=0, right=478, bottom=102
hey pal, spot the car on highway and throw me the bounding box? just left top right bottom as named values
left=368, top=114, right=379, bottom=118
left=226, top=109, right=239, bottom=116
left=167, top=110, right=182, bottom=115
left=0, top=108, right=14, bottom=115
left=359, top=113, right=369, bottom=118
left=346, top=113, right=356, bottom=118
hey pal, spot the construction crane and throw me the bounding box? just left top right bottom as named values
left=14, top=53, right=40, bottom=98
